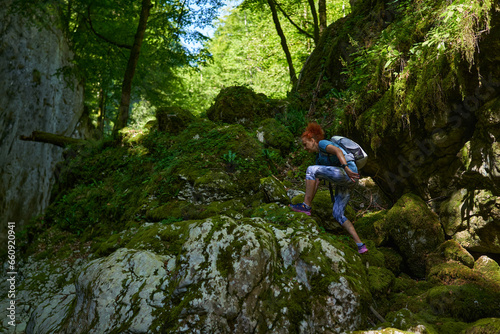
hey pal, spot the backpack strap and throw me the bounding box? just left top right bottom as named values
left=328, top=182, right=335, bottom=205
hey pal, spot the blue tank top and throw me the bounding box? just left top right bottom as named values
left=317, top=140, right=358, bottom=173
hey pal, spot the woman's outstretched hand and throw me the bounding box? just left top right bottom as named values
left=345, top=167, right=360, bottom=182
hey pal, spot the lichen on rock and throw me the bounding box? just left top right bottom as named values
left=23, top=216, right=372, bottom=333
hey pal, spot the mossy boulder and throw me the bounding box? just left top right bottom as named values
left=426, top=240, right=475, bottom=271
left=474, top=256, right=500, bottom=284
left=461, top=318, right=500, bottom=334
left=146, top=200, right=201, bottom=221
left=351, top=328, right=416, bottom=334
left=378, top=247, right=403, bottom=276
left=24, top=216, right=372, bottom=333
left=426, top=262, right=499, bottom=291
left=291, top=190, right=356, bottom=232
left=251, top=202, right=318, bottom=229
left=385, top=193, right=445, bottom=278
left=367, top=266, right=395, bottom=298
left=256, top=118, right=294, bottom=154
left=354, top=210, right=388, bottom=245
left=382, top=308, right=435, bottom=334
left=359, top=241, right=385, bottom=268
left=207, top=86, right=279, bottom=127
left=426, top=284, right=500, bottom=322
left=156, top=106, right=195, bottom=134
left=260, top=176, right=289, bottom=204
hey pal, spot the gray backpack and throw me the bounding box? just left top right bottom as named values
left=330, top=136, right=368, bottom=169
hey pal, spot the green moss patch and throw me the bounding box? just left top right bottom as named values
left=426, top=284, right=500, bottom=322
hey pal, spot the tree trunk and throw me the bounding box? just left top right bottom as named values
left=20, top=131, right=85, bottom=148
left=267, top=0, right=297, bottom=86
left=307, top=0, right=319, bottom=44
left=318, top=0, right=326, bottom=35
left=112, top=0, right=151, bottom=137
left=97, top=87, right=106, bottom=138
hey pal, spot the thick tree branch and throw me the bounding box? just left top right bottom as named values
left=274, top=1, right=314, bottom=40
left=267, top=0, right=297, bottom=86
left=20, top=131, right=85, bottom=148
left=307, top=0, right=320, bottom=44
left=86, top=5, right=132, bottom=49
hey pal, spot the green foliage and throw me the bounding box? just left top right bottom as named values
left=338, top=0, right=495, bottom=150
left=14, top=0, right=224, bottom=135
left=178, top=1, right=336, bottom=114
left=274, top=101, right=307, bottom=136
left=222, top=150, right=237, bottom=163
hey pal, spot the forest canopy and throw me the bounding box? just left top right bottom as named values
left=13, top=0, right=351, bottom=136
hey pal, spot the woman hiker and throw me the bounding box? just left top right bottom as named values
left=289, top=122, right=368, bottom=254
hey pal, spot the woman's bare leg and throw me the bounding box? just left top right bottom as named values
left=304, top=179, right=320, bottom=206
left=341, top=220, right=362, bottom=244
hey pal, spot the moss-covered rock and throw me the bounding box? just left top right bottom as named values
left=426, top=284, right=500, bottom=322
left=256, top=118, right=294, bottom=154
left=385, top=193, right=445, bottom=278
left=379, top=247, right=403, bottom=276
left=382, top=308, right=437, bottom=334
left=367, top=266, right=395, bottom=298
left=426, top=262, right=499, bottom=291
left=350, top=328, right=416, bottom=334
left=359, top=241, right=385, bottom=268
left=206, top=86, right=279, bottom=127
left=441, top=188, right=500, bottom=254
left=251, top=202, right=317, bottom=229
left=474, top=256, right=500, bottom=284
left=354, top=210, right=389, bottom=246
left=260, top=176, right=289, bottom=204
left=461, top=318, right=500, bottom=334
left=291, top=190, right=356, bottom=232
left=146, top=200, right=201, bottom=221
left=156, top=106, right=195, bottom=134
left=426, top=240, right=475, bottom=271
left=23, top=216, right=373, bottom=333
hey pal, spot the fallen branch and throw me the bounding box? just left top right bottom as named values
left=20, top=131, right=85, bottom=148
left=369, top=305, right=386, bottom=323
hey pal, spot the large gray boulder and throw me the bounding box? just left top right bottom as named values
left=23, top=216, right=371, bottom=333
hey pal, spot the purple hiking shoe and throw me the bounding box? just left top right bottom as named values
left=358, top=244, right=368, bottom=254
left=288, top=203, right=311, bottom=216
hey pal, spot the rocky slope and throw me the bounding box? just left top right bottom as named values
left=1, top=0, right=500, bottom=333
left=1, top=89, right=499, bottom=333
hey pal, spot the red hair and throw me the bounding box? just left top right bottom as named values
left=301, top=122, right=324, bottom=143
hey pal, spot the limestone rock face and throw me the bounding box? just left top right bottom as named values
left=24, top=216, right=371, bottom=333
left=0, top=4, right=84, bottom=247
